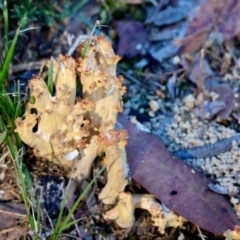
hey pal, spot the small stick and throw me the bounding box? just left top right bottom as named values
left=118, top=67, right=154, bottom=91
left=67, top=34, right=86, bottom=56
left=196, top=225, right=206, bottom=240
left=173, top=134, right=240, bottom=160
left=9, top=60, right=46, bottom=74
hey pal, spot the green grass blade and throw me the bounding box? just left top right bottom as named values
left=14, top=153, right=27, bottom=199
left=73, top=14, right=94, bottom=29
left=60, top=218, right=83, bottom=232
left=225, top=231, right=232, bottom=240
left=13, top=150, right=37, bottom=232
left=0, top=32, right=19, bottom=85
left=12, top=80, right=21, bottom=106
left=39, top=62, right=45, bottom=75
left=81, top=38, right=91, bottom=59
left=17, top=80, right=21, bottom=104
left=81, top=20, right=100, bottom=59
left=1, top=87, right=16, bottom=117
left=23, top=162, right=41, bottom=233
left=47, top=57, right=54, bottom=94
left=23, top=164, right=34, bottom=198
left=59, top=167, right=105, bottom=233
left=14, top=101, right=23, bottom=119
left=14, top=132, right=22, bottom=150
left=54, top=179, right=72, bottom=238
left=0, top=116, right=16, bottom=159
left=52, top=167, right=105, bottom=239
left=0, top=105, right=11, bottom=125
left=1, top=0, right=9, bottom=54
left=13, top=80, right=17, bottom=104
left=29, top=95, right=35, bottom=104
left=71, top=0, right=88, bottom=13
left=36, top=188, right=43, bottom=234
left=0, top=131, right=7, bottom=145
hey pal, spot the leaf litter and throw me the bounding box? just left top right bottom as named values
left=178, top=0, right=240, bottom=54
left=119, top=0, right=240, bottom=237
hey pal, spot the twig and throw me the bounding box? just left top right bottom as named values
left=145, top=0, right=168, bottom=23
left=196, top=225, right=206, bottom=240
left=174, top=134, right=240, bottom=160
left=117, top=67, right=154, bottom=91
left=58, top=233, right=80, bottom=239
left=197, top=48, right=205, bottom=92
left=70, top=214, right=82, bottom=239
left=9, top=60, right=46, bottom=74
left=100, top=0, right=112, bottom=17
left=0, top=150, right=9, bottom=163
left=67, top=34, right=87, bottom=56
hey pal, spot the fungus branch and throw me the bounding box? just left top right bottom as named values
left=15, top=55, right=94, bottom=166
left=104, top=192, right=186, bottom=234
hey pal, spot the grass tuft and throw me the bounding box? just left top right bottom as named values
left=52, top=167, right=105, bottom=240
left=0, top=5, right=104, bottom=238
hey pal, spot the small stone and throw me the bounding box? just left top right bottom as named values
left=149, top=100, right=159, bottom=112
left=172, top=56, right=180, bottom=65
left=171, top=123, right=178, bottom=128
left=210, top=91, right=219, bottom=101
left=183, top=94, right=195, bottom=109
left=174, top=115, right=182, bottom=122
left=148, top=110, right=155, bottom=117
left=156, top=90, right=165, bottom=98
left=223, top=73, right=232, bottom=81
left=178, top=233, right=185, bottom=240
left=179, top=121, right=190, bottom=129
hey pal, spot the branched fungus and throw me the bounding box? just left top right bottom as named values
left=15, top=35, right=184, bottom=234
left=15, top=36, right=129, bottom=203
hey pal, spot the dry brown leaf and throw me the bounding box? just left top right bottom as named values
left=208, top=85, right=235, bottom=119
left=116, top=19, right=147, bottom=57
left=188, top=58, right=213, bottom=85
left=0, top=202, right=26, bottom=230
left=178, top=0, right=240, bottom=54
left=119, top=114, right=240, bottom=234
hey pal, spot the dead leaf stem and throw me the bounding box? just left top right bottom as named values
left=174, top=133, right=240, bottom=160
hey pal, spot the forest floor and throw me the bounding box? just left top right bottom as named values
left=1, top=0, right=240, bottom=239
